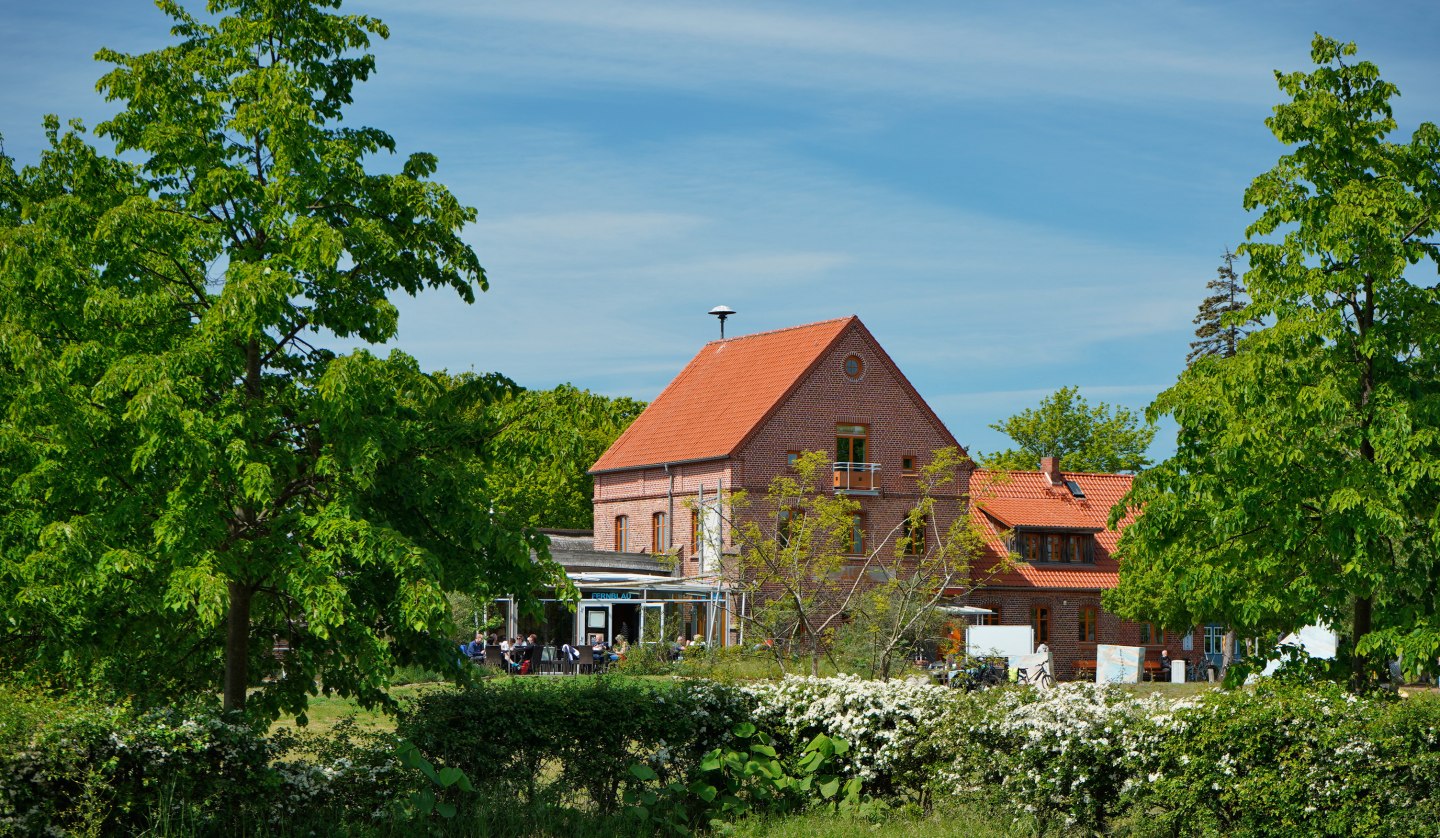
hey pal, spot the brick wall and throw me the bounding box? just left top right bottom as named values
left=961, top=591, right=1195, bottom=680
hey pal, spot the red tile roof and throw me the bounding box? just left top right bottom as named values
left=591, top=318, right=855, bottom=473
left=966, top=469, right=1134, bottom=591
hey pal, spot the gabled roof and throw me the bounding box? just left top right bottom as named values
left=967, top=470, right=1134, bottom=591
left=592, top=317, right=876, bottom=474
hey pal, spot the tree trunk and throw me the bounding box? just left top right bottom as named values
left=223, top=581, right=254, bottom=713
left=1352, top=595, right=1373, bottom=688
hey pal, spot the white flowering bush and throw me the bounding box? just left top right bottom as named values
left=738, top=674, right=961, bottom=797
left=1119, top=681, right=1440, bottom=837
left=939, top=683, right=1174, bottom=833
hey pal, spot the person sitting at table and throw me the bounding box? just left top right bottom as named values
left=670, top=634, right=689, bottom=661
left=609, top=634, right=629, bottom=662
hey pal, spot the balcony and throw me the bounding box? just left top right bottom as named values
left=833, top=462, right=880, bottom=494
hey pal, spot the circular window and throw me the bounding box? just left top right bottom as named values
left=843, top=355, right=864, bottom=380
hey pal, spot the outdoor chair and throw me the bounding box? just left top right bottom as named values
left=484, top=646, right=503, bottom=668
left=577, top=646, right=594, bottom=674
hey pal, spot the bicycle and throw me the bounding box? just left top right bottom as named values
left=1019, top=658, right=1055, bottom=690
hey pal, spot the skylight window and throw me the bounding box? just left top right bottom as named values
left=1065, top=480, right=1085, bottom=498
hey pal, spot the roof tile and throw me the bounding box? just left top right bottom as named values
left=591, top=318, right=854, bottom=473
left=968, top=469, right=1134, bottom=591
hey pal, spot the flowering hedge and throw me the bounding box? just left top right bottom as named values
left=10, top=676, right=1440, bottom=835
left=738, top=674, right=958, bottom=797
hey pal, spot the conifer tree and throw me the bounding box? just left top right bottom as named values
left=1187, top=249, right=1256, bottom=363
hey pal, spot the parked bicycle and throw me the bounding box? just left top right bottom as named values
left=1018, top=658, right=1055, bottom=689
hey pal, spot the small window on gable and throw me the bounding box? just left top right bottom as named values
left=786, top=450, right=801, bottom=469
left=843, top=354, right=864, bottom=380
left=901, top=455, right=916, bottom=475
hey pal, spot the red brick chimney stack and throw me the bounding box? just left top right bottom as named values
left=1040, top=456, right=1063, bottom=486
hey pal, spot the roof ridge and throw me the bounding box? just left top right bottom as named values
left=702, top=316, right=854, bottom=347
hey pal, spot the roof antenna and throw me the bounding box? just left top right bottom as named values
left=708, top=305, right=736, bottom=339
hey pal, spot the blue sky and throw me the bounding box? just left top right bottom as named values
left=4, top=1, right=1439, bottom=461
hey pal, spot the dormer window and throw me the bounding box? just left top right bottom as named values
left=1013, top=530, right=1095, bottom=564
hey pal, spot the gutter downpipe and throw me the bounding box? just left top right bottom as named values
left=665, top=463, right=676, bottom=578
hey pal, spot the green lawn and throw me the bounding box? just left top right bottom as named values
left=267, top=681, right=443, bottom=737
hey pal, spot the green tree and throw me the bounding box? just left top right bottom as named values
left=840, top=448, right=998, bottom=680
left=0, top=0, right=561, bottom=718
left=1105, top=36, right=1440, bottom=686
left=483, top=384, right=644, bottom=530
left=1188, top=249, right=1259, bottom=363
left=982, top=386, right=1156, bottom=473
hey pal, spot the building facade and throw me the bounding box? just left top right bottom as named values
left=585, top=316, right=1193, bottom=676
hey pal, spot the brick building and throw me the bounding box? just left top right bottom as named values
left=959, top=459, right=1190, bottom=679
left=589, top=317, right=965, bottom=643
left=586, top=316, right=1194, bottom=676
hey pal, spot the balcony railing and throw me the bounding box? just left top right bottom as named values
left=833, top=461, right=880, bottom=493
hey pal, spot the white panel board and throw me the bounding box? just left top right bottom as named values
left=1096, top=644, right=1142, bottom=683
left=966, top=625, right=1034, bottom=660
left=698, top=502, right=722, bottom=575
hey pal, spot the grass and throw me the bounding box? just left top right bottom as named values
left=267, top=681, right=444, bottom=737
left=729, top=806, right=1028, bottom=838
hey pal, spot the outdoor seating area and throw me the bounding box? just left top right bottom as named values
left=461, top=636, right=621, bottom=676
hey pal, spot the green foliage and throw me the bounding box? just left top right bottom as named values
left=1120, top=682, right=1440, bottom=837
left=1106, top=35, right=1440, bottom=684
left=0, top=0, right=562, bottom=717
left=727, top=448, right=984, bottom=679
left=982, top=386, right=1156, bottom=473
left=726, top=451, right=862, bottom=676
left=396, top=676, right=749, bottom=815
left=394, top=739, right=476, bottom=825
left=481, top=384, right=644, bottom=529
left=625, top=723, right=864, bottom=835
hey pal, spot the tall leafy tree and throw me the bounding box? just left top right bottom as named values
left=1188, top=249, right=1258, bottom=363
left=483, top=384, right=644, bottom=530
left=1106, top=36, right=1440, bottom=685
left=982, top=386, right=1156, bottom=473
left=0, top=0, right=560, bottom=718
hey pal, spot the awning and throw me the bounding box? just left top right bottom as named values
left=568, top=571, right=725, bottom=595
left=936, top=605, right=995, bottom=617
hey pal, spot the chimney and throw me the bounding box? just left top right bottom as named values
left=1040, top=456, right=1063, bottom=486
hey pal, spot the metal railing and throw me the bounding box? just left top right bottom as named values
left=833, top=461, right=880, bottom=492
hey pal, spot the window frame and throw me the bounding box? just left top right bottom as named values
left=902, top=515, right=926, bottom=556
left=847, top=512, right=866, bottom=556
left=1032, top=605, right=1050, bottom=644
left=1140, top=621, right=1160, bottom=645
left=900, top=454, right=916, bottom=475
left=835, top=423, right=869, bottom=465
left=652, top=511, right=669, bottom=553
left=614, top=515, right=629, bottom=553
left=1078, top=605, right=1098, bottom=643
left=980, top=604, right=1001, bottom=626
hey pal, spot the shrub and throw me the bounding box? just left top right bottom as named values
left=1120, top=681, right=1440, bottom=837
left=740, top=675, right=960, bottom=799
left=940, top=683, right=1170, bottom=834
left=398, top=675, right=749, bottom=814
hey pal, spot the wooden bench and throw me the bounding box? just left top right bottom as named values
left=1143, top=660, right=1164, bottom=681
left=1072, top=660, right=1097, bottom=680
